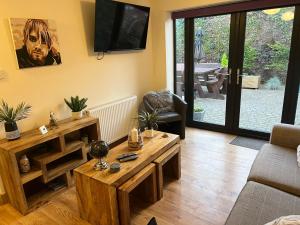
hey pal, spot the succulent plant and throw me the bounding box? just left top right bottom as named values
left=64, top=96, right=88, bottom=112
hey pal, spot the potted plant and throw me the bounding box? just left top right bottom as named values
left=194, top=106, right=205, bottom=122
left=64, top=96, right=88, bottom=120
left=0, top=100, right=31, bottom=140
left=138, top=109, right=159, bottom=138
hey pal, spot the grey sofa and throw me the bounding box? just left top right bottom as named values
left=226, top=124, right=300, bottom=225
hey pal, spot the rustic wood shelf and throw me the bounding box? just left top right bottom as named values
left=65, top=140, right=85, bottom=152
left=31, top=141, right=84, bottom=165
left=20, top=167, right=43, bottom=184
left=46, top=157, right=86, bottom=182
left=0, top=116, right=100, bottom=215
left=27, top=180, right=68, bottom=210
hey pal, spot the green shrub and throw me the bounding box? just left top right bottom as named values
left=264, top=76, right=282, bottom=90
left=243, top=44, right=257, bottom=74
left=220, top=53, right=228, bottom=68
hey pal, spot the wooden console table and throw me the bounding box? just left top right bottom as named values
left=0, top=116, right=100, bottom=214
left=75, top=131, right=180, bottom=225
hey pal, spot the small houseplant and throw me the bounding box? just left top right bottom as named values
left=0, top=100, right=31, bottom=140
left=194, top=106, right=205, bottom=122
left=64, top=96, right=88, bottom=120
left=138, top=109, right=159, bottom=138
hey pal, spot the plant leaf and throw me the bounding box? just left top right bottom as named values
left=64, top=96, right=88, bottom=112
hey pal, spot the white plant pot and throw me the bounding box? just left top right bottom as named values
left=72, top=111, right=83, bottom=120
left=194, top=111, right=205, bottom=122
left=144, top=128, right=154, bottom=138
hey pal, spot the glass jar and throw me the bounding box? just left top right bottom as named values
left=128, top=119, right=143, bottom=150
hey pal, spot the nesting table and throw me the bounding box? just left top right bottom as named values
left=74, top=131, right=181, bottom=225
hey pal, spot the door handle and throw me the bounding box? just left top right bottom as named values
left=228, top=68, right=232, bottom=85
left=236, top=68, right=241, bottom=85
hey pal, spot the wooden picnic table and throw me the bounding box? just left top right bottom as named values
left=176, top=63, right=224, bottom=99
left=176, top=63, right=220, bottom=81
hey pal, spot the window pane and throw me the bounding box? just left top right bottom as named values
left=239, top=7, right=294, bottom=133
left=193, top=15, right=231, bottom=125
left=175, top=19, right=185, bottom=99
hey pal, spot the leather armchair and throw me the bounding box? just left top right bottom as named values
left=140, top=92, right=187, bottom=139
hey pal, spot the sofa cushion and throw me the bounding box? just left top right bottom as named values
left=265, top=215, right=300, bottom=225
left=157, top=112, right=181, bottom=123
left=225, top=181, right=300, bottom=225
left=297, top=145, right=300, bottom=167
left=143, top=91, right=174, bottom=113
left=248, top=143, right=300, bottom=196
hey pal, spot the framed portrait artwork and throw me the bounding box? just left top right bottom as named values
left=9, top=18, right=62, bottom=69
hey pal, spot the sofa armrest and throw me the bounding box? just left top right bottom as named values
left=173, top=94, right=187, bottom=117
left=270, top=124, right=300, bottom=149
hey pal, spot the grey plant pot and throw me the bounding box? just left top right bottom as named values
left=5, top=121, right=20, bottom=140
left=194, top=111, right=205, bottom=122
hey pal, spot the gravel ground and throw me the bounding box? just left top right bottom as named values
left=194, top=88, right=300, bottom=133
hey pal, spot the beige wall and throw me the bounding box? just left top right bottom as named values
left=0, top=0, right=154, bottom=138
left=151, top=0, right=234, bottom=91
left=0, top=0, right=154, bottom=195
left=0, top=0, right=236, bottom=197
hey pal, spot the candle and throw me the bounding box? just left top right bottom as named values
left=131, top=128, right=138, bottom=143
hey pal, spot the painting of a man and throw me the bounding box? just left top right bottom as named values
left=10, top=18, right=62, bottom=69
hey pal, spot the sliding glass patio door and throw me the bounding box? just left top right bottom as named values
left=176, top=13, right=242, bottom=133
left=174, top=3, right=300, bottom=138
left=192, top=15, right=231, bottom=126
left=235, top=6, right=299, bottom=137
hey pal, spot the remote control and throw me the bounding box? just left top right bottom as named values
left=117, top=152, right=137, bottom=160
left=119, top=155, right=138, bottom=162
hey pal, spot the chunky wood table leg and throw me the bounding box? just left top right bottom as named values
left=173, top=148, right=181, bottom=180
left=154, top=144, right=181, bottom=200
left=156, top=164, right=164, bottom=200
left=118, top=190, right=130, bottom=225
left=118, top=164, right=157, bottom=225
left=75, top=171, right=119, bottom=225
left=143, top=168, right=157, bottom=203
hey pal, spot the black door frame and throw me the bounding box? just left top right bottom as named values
left=233, top=6, right=300, bottom=139
left=174, top=4, right=300, bottom=139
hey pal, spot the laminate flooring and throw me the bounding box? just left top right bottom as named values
left=0, top=128, right=257, bottom=225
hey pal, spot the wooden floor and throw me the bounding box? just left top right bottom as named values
left=0, top=128, right=257, bottom=225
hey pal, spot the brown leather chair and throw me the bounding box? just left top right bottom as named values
left=140, top=92, right=187, bottom=139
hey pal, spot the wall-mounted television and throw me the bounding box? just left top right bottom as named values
left=94, top=0, right=150, bottom=52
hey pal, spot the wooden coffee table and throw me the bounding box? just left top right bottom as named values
left=74, top=131, right=180, bottom=225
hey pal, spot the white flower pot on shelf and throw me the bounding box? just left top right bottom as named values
left=72, top=111, right=83, bottom=120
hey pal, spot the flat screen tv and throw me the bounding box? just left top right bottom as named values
left=94, top=0, right=150, bottom=52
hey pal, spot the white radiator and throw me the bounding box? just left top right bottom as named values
left=87, top=96, right=137, bottom=144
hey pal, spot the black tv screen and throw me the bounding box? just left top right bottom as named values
left=94, top=0, right=150, bottom=52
